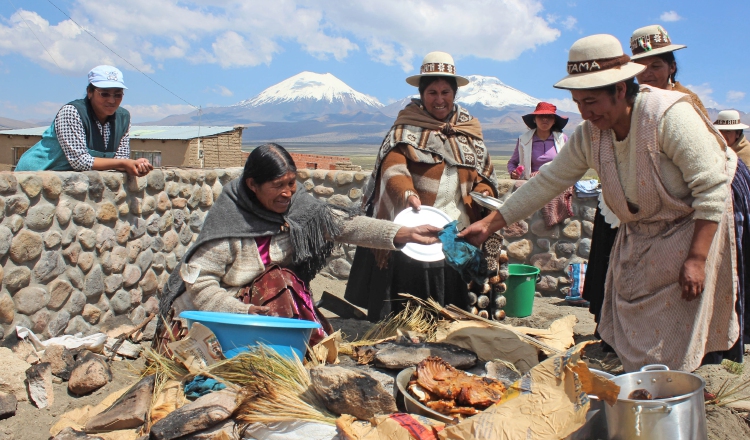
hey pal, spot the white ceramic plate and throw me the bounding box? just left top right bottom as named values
left=393, top=206, right=452, bottom=262
left=470, top=191, right=503, bottom=211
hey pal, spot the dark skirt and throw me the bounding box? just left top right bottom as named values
left=581, top=207, right=619, bottom=328
left=704, top=159, right=750, bottom=364
left=345, top=247, right=469, bottom=322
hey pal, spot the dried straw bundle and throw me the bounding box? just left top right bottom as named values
left=211, top=346, right=337, bottom=426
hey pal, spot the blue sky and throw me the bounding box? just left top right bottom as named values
left=0, top=0, right=746, bottom=123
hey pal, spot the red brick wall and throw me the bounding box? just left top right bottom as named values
left=240, top=151, right=351, bottom=170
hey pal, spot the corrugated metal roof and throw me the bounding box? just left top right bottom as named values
left=1, top=125, right=238, bottom=140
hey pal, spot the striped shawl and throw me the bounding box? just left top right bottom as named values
left=363, top=100, right=498, bottom=265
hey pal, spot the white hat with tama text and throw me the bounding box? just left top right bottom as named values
left=630, top=25, right=686, bottom=61
left=714, top=110, right=749, bottom=131
left=553, top=34, right=645, bottom=90
left=406, top=52, right=470, bottom=88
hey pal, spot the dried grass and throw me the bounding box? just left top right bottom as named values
left=212, top=346, right=337, bottom=426
left=708, top=376, right=750, bottom=407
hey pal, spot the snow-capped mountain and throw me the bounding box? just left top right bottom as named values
left=235, top=71, right=383, bottom=109
left=457, top=75, right=539, bottom=109
left=146, top=71, right=580, bottom=145
left=381, top=75, right=539, bottom=118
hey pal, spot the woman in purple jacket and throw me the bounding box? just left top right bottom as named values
left=508, top=102, right=568, bottom=179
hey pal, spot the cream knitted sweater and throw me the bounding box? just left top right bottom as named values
left=172, top=213, right=402, bottom=315
left=499, top=93, right=728, bottom=225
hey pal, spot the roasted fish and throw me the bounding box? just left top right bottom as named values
left=415, top=356, right=506, bottom=408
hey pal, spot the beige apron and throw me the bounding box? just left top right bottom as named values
left=595, top=90, right=739, bottom=372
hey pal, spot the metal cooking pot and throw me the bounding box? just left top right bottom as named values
left=604, top=365, right=707, bottom=440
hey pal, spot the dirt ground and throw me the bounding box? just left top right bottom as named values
left=2, top=274, right=749, bottom=439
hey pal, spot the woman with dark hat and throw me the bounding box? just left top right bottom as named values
left=345, top=51, right=498, bottom=322
left=508, top=102, right=568, bottom=180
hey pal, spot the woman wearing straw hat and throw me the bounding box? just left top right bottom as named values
left=15, top=65, right=152, bottom=176
left=508, top=102, right=568, bottom=180
left=459, top=34, right=739, bottom=372
left=715, top=110, right=750, bottom=165
left=629, top=24, right=709, bottom=117
left=345, top=51, right=498, bottom=322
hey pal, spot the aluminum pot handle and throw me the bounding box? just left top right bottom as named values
left=640, top=364, right=670, bottom=372
left=633, top=404, right=672, bottom=436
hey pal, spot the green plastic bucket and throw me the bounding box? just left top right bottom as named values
left=504, top=264, right=540, bottom=318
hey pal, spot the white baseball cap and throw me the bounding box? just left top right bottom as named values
left=87, top=65, right=127, bottom=89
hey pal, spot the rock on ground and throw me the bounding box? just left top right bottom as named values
left=85, top=375, right=154, bottom=432
left=0, top=347, right=31, bottom=401
left=149, top=389, right=239, bottom=440
left=365, top=342, right=477, bottom=370
left=310, top=365, right=397, bottom=420
left=26, top=362, right=54, bottom=409
left=51, top=427, right=104, bottom=439
left=68, top=352, right=112, bottom=396
left=41, top=345, right=77, bottom=381
left=0, top=393, right=17, bottom=419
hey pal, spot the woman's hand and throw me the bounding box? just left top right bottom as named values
left=457, top=211, right=507, bottom=247
left=247, top=305, right=271, bottom=315
left=122, top=158, right=153, bottom=176
left=509, top=169, right=521, bottom=180
left=679, top=257, right=706, bottom=301
left=407, top=195, right=421, bottom=211
left=394, top=225, right=442, bottom=245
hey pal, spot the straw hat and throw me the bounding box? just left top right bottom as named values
left=406, top=52, right=469, bottom=87
left=522, top=102, right=569, bottom=130
left=554, top=34, right=645, bottom=90
left=629, top=25, right=686, bottom=61
left=714, top=110, right=749, bottom=131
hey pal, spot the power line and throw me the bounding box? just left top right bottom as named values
left=6, top=0, right=65, bottom=73
left=45, top=0, right=199, bottom=111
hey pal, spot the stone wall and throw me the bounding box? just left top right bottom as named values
left=301, top=172, right=599, bottom=298
left=0, top=168, right=243, bottom=342
left=0, top=167, right=596, bottom=341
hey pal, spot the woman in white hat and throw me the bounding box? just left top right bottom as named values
left=715, top=110, right=750, bottom=165
left=460, top=34, right=740, bottom=372
left=629, top=24, right=708, bottom=117
left=345, top=51, right=499, bottom=321
left=15, top=65, right=152, bottom=176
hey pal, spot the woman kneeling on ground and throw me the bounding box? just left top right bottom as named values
left=155, top=143, right=441, bottom=352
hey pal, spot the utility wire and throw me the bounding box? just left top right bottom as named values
left=6, top=0, right=65, bottom=73
left=45, top=0, right=200, bottom=111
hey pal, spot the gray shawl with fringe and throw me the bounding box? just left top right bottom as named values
left=157, top=177, right=344, bottom=325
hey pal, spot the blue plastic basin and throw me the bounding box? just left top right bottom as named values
left=179, top=311, right=321, bottom=359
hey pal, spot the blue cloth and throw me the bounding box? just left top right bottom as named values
left=183, top=375, right=226, bottom=400
left=15, top=98, right=128, bottom=171
left=574, top=179, right=600, bottom=198
left=438, top=221, right=489, bottom=285
left=565, top=263, right=590, bottom=306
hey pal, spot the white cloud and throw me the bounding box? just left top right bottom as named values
left=544, top=98, right=579, bottom=114
left=727, top=91, right=746, bottom=102
left=660, top=11, right=682, bottom=22
left=561, top=16, right=577, bottom=30
left=122, top=103, right=197, bottom=123
left=213, top=86, right=234, bottom=97
left=685, top=83, right=720, bottom=109
left=0, top=1, right=561, bottom=75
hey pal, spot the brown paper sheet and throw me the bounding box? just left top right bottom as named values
left=167, top=322, right=224, bottom=373
left=337, top=413, right=445, bottom=440
left=311, top=330, right=342, bottom=365
left=435, top=321, right=539, bottom=373
left=512, top=315, right=578, bottom=354
left=437, top=341, right=619, bottom=440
